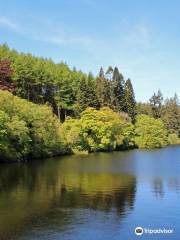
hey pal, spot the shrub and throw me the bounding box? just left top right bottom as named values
left=135, top=114, right=168, bottom=149
left=168, top=133, right=180, bottom=145
left=62, top=107, right=135, bottom=152
left=0, top=90, right=68, bottom=161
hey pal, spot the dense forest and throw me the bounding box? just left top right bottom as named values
left=0, top=44, right=179, bottom=162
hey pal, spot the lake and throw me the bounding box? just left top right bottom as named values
left=0, top=146, right=180, bottom=240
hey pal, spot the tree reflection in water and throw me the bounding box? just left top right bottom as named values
left=0, top=159, right=136, bottom=240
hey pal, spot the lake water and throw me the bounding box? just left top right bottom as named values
left=0, top=146, right=180, bottom=240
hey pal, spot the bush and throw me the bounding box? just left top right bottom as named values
left=168, top=133, right=180, bottom=145
left=0, top=90, right=68, bottom=162
left=62, top=107, right=135, bottom=152
left=135, top=114, right=168, bottom=149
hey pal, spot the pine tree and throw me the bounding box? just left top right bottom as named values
left=99, top=67, right=104, bottom=78
left=112, top=67, right=125, bottom=111
left=96, top=67, right=105, bottom=107
left=103, top=66, right=114, bottom=108
left=77, top=76, right=87, bottom=111
left=125, top=78, right=136, bottom=122
left=87, top=72, right=100, bottom=109
left=103, top=79, right=112, bottom=107
left=77, top=74, right=100, bottom=112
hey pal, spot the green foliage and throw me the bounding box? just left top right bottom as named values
left=161, top=94, right=180, bottom=136
left=124, top=79, right=136, bottom=122
left=0, top=90, right=69, bottom=162
left=149, top=90, right=163, bottom=119
left=137, top=94, right=180, bottom=137
left=62, top=107, right=135, bottom=152
left=135, top=114, right=168, bottom=149
left=0, top=110, right=8, bottom=138
left=0, top=110, right=31, bottom=160
left=168, top=133, right=180, bottom=145
left=0, top=44, right=86, bottom=121
left=77, top=74, right=100, bottom=112
left=112, top=67, right=125, bottom=112
left=0, top=44, right=178, bottom=160
left=0, top=45, right=138, bottom=122
left=96, top=67, right=110, bottom=107
left=61, top=118, right=83, bottom=150
left=136, top=102, right=152, bottom=115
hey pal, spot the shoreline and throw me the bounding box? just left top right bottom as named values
left=1, top=144, right=179, bottom=164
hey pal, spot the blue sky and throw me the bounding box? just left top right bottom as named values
left=0, top=0, right=180, bottom=101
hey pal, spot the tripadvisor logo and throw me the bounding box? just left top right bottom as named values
left=135, top=227, right=143, bottom=236
left=134, top=226, right=173, bottom=236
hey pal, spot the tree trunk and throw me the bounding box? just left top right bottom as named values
left=57, top=106, right=61, bottom=121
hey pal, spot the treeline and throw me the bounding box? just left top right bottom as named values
left=0, top=44, right=180, bottom=162
left=137, top=90, right=180, bottom=141
left=0, top=44, right=136, bottom=122
left=0, top=90, right=169, bottom=162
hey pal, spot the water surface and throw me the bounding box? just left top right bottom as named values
left=0, top=146, right=180, bottom=239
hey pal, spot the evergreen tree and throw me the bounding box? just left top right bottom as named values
left=125, top=79, right=136, bottom=122
left=112, top=67, right=125, bottom=111
left=103, top=66, right=114, bottom=108
left=149, top=90, right=163, bottom=118
left=55, top=80, right=76, bottom=121
left=87, top=72, right=100, bottom=109
left=161, top=94, right=180, bottom=136
left=105, top=66, right=113, bottom=80
left=104, top=80, right=112, bottom=107
left=77, top=74, right=100, bottom=112
left=99, top=67, right=104, bottom=78
left=96, top=67, right=105, bottom=107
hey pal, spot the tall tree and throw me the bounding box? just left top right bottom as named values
left=104, top=66, right=114, bottom=108
left=149, top=90, right=163, bottom=118
left=55, top=80, right=76, bottom=122
left=99, top=67, right=104, bottom=78
left=161, top=94, right=180, bottom=136
left=125, top=79, right=136, bottom=122
left=112, top=67, right=125, bottom=112
left=103, top=78, right=112, bottom=107
left=0, top=59, right=12, bottom=81
left=77, top=74, right=100, bottom=112
left=0, top=59, right=15, bottom=93
left=96, top=67, right=105, bottom=107
left=105, top=66, right=113, bottom=80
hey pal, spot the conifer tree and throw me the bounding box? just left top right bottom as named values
left=125, top=78, right=136, bottom=122
left=149, top=90, right=163, bottom=118
left=77, top=74, right=100, bottom=112
left=161, top=94, right=180, bottom=136
left=103, top=79, right=112, bottom=107
left=112, top=67, right=125, bottom=111
left=105, top=66, right=113, bottom=80
left=99, top=67, right=104, bottom=78
left=96, top=67, right=105, bottom=107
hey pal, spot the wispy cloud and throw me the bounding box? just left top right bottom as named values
left=0, top=17, right=18, bottom=30
left=0, top=15, right=101, bottom=51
